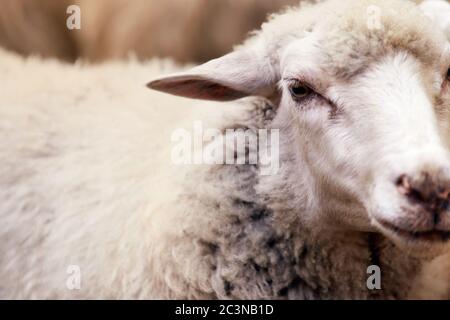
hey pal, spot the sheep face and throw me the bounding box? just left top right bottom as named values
left=347, top=51, right=450, bottom=253
left=148, top=0, right=450, bottom=254
left=279, top=36, right=450, bottom=254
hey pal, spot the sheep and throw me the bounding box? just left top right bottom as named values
left=0, top=0, right=299, bottom=63
left=0, top=0, right=76, bottom=61
left=72, top=0, right=300, bottom=63
left=1, top=0, right=450, bottom=299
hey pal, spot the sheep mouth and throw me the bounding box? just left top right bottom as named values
left=376, top=219, right=450, bottom=243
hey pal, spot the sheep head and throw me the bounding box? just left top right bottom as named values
left=148, top=0, right=450, bottom=255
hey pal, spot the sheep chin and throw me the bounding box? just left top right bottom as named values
left=370, top=217, right=450, bottom=259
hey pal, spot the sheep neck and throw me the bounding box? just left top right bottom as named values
left=219, top=98, right=421, bottom=299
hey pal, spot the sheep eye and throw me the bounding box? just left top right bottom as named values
left=289, top=84, right=312, bottom=100
left=447, top=68, right=450, bottom=80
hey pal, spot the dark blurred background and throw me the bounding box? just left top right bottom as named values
left=0, top=0, right=300, bottom=63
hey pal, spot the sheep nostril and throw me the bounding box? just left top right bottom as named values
left=395, top=173, right=450, bottom=210
left=395, top=174, right=426, bottom=204
left=396, top=175, right=411, bottom=195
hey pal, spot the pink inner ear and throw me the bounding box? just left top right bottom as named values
left=148, top=77, right=248, bottom=101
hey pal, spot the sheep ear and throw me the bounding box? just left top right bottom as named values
left=419, top=0, right=450, bottom=39
left=147, top=49, right=275, bottom=101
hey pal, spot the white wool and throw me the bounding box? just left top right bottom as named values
left=0, top=50, right=259, bottom=298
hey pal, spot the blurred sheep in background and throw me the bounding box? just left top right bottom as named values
left=0, top=0, right=299, bottom=63
left=0, top=0, right=75, bottom=60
